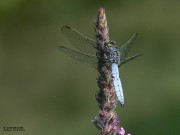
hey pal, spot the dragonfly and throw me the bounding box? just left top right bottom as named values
left=57, top=26, right=142, bottom=106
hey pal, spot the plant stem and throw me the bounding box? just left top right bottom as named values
left=92, top=7, right=120, bottom=135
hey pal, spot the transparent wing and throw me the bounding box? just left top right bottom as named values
left=119, top=54, right=143, bottom=67
left=61, top=26, right=97, bottom=55
left=120, top=33, right=137, bottom=60
left=119, top=33, right=139, bottom=66
left=57, top=46, right=98, bottom=68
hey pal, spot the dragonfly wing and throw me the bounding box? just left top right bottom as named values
left=57, top=46, right=98, bottom=68
left=111, top=63, right=124, bottom=106
left=119, top=33, right=137, bottom=60
left=61, top=26, right=97, bottom=55
left=119, top=53, right=143, bottom=67
left=119, top=33, right=142, bottom=66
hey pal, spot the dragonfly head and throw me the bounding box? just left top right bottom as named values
left=104, top=40, right=116, bottom=47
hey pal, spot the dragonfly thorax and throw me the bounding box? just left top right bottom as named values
left=104, top=40, right=120, bottom=65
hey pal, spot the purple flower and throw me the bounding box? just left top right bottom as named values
left=118, top=127, right=125, bottom=135
left=111, top=119, right=120, bottom=127
left=117, top=127, right=131, bottom=135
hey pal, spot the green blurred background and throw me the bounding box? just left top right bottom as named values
left=0, top=0, right=180, bottom=135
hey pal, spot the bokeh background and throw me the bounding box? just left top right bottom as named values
left=0, top=0, right=180, bottom=135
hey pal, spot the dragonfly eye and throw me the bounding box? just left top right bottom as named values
left=104, top=40, right=110, bottom=46
left=110, top=40, right=116, bottom=45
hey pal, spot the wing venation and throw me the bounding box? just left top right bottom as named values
left=61, top=26, right=97, bottom=55
left=57, top=46, right=98, bottom=68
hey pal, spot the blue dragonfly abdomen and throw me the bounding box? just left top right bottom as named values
left=111, top=63, right=124, bottom=106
